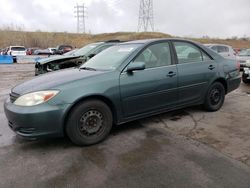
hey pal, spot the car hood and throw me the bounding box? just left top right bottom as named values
left=12, top=68, right=104, bottom=95
left=37, top=55, right=80, bottom=64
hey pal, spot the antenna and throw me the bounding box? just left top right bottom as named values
left=137, top=0, right=154, bottom=32
left=74, top=4, right=86, bottom=33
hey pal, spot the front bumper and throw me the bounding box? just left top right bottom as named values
left=4, top=98, right=70, bottom=139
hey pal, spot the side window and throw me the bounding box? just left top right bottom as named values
left=202, top=52, right=212, bottom=61
left=133, top=42, right=172, bottom=69
left=218, top=46, right=229, bottom=53
left=173, top=42, right=203, bottom=64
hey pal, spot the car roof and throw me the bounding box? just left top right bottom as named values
left=205, top=43, right=232, bottom=47
left=122, top=38, right=202, bottom=45
left=10, top=46, right=25, bottom=48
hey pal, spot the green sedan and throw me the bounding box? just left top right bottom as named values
left=4, top=39, right=241, bottom=146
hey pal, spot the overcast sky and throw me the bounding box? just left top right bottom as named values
left=0, top=0, right=249, bottom=38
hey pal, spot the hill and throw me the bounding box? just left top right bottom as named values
left=0, top=30, right=249, bottom=49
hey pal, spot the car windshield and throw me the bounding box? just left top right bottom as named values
left=80, top=44, right=141, bottom=70
left=73, top=43, right=100, bottom=56
left=238, top=49, right=250, bottom=56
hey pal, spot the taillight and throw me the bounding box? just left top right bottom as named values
left=236, top=61, right=240, bottom=72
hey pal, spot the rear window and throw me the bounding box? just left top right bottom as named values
left=11, top=47, right=26, bottom=51
left=217, top=46, right=229, bottom=53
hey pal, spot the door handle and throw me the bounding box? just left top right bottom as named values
left=167, top=71, right=176, bottom=77
left=208, top=65, right=215, bottom=70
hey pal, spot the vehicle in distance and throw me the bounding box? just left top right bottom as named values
left=54, top=45, right=73, bottom=55
left=205, top=44, right=236, bottom=58
left=6, top=46, right=26, bottom=61
left=35, top=40, right=121, bottom=75
left=236, top=48, right=250, bottom=70
left=33, top=49, right=54, bottom=55
left=242, top=59, right=250, bottom=84
left=0, top=48, right=4, bottom=55
left=48, top=48, right=57, bottom=55
left=26, top=47, right=39, bottom=55
left=4, top=39, right=241, bottom=146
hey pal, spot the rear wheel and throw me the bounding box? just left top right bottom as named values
left=203, top=82, right=225, bottom=112
left=66, top=100, right=113, bottom=146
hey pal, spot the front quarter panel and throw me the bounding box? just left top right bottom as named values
left=48, top=70, right=122, bottom=121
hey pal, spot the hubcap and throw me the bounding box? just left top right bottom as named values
left=79, top=110, right=104, bottom=136
left=210, top=87, right=221, bottom=105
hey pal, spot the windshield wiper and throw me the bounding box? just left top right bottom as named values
left=79, top=67, right=97, bottom=71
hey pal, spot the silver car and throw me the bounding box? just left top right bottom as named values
left=236, top=49, right=250, bottom=70
left=205, top=44, right=236, bottom=58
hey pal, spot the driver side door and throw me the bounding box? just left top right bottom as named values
left=119, top=42, right=178, bottom=118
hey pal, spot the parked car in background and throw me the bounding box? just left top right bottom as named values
left=4, top=39, right=241, bottom=146
left=1, top=48, right=8, bottom=55
left=33, top=49, right=53, bottom=55
left=236, top=48, right=250, bottom=71
left=242, top=59, right=250, bottom=84
left=233, top=48, right=243, bottom=55
left=6, top=46, right=26, bottom=61
left=54, top=45, right=73, bottom=55
left=26, top=47, right=39, bottom=55
left=48, top=48, right=57, bottom=55
left=205, top=44, right=236, bottom=58
left=35, top=40, right=121, bottom=75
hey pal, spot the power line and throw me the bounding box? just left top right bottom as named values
left=137, top=0, right=154, bottom=32
left=74, top=4, right=86, bottom=33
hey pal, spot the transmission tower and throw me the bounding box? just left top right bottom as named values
left=74, top=4, right=86, bottom=33
left=137, top=0, right=154, bottom=32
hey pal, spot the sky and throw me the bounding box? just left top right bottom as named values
left=0, top=0, right=249, bottom=38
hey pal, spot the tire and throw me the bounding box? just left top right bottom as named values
left=66, top=100, right=113, bottom=146
left=203, top=82, right=225, bottom=112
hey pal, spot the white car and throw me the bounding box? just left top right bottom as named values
left=205, top=44, right=236, bottom=58
left=7, top=46, right=26, bottom=61
left=48, top=48, right=57, bottom=54
left=236, top=49, right=250, bottom=70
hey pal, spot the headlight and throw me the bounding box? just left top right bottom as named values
left=14, top=90, right=59, bottom=106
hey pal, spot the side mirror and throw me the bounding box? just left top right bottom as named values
left=127, top=62, right=145, bottom=72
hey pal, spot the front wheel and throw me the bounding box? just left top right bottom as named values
left=66, top=100, right=113, bottom=146
left=203, top=82, right=225, bottom=112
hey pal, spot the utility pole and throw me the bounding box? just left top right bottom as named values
left=74, top=4, right=86, bottom=33
left=137, top=0, right=154, bottom=32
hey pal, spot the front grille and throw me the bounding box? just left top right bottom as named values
left=10, top=92, right=20, bottom=103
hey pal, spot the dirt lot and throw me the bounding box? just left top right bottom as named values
left=0, top=64, right=250, bottom=187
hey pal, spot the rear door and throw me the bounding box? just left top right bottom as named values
left=172, top=41, right=217, bottom=105
left=120, top=42, right=178, bottom=117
